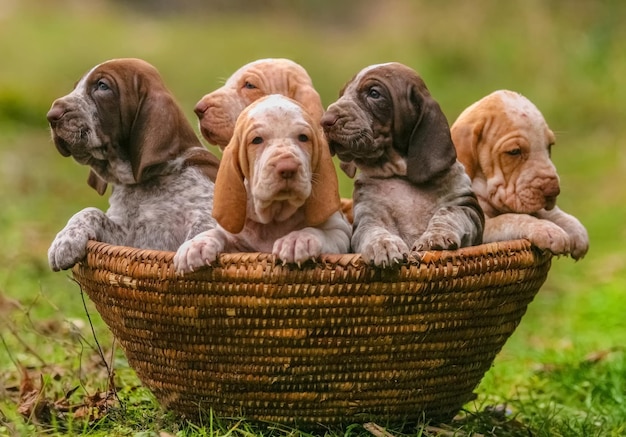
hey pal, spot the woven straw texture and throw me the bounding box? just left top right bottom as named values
left=72, top=239, right=551, bottom=428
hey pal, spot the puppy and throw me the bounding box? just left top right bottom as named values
left=321, top=62, right=484, bottom=267
left=194, top=58, right=324, bottom=150
left=194, top=57, right=354, bottom=222
left=47, top=58, right=220, bottom=271
left=174, top=95, right=351, bottom=272
left=451, top=90, right=589, bottom=259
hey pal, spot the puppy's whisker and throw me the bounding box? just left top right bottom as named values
left=310, top=173, right=321, bottom=185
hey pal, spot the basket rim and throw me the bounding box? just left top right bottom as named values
left=76, top=238, right=551, bottom=284
left=82, top=238, right=544, bottom=266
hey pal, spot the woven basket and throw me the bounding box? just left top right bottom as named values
left=72, top=239, right=551, bottom=428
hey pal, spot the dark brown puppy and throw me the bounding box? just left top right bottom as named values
left=322, top=62, right=483, bottom=266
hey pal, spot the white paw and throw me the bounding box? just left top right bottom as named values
left=412, top=232, right=460, bottom=252
left=562, top=220, right=589, bottom=260
left=569, top=232, right=589, bottom=260
left=48, top=228, right=91, bottom=271
left=273, top=231, right=323, bottom=264
left=173, top=231, right=224, bottom=273
left=361, top=235, right=409, bottom=267
left=528, top=221, right=571, bottom=255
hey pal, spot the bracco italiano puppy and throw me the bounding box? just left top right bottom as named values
left=194, top=57, right=354, bottom=221
left=47, top=58, right=220, bottom=271
left=451, top=90, right=589, bottom=259
left=321, top=62, right=484, bottom=267
left=194, top=58, right=324, bottom=150
left=174, top=95, right=351, bottom=272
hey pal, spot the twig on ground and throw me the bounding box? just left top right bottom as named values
left=363, top=422, right=399, bottom=437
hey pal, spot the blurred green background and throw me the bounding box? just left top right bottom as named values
left=0, top=0, right=625, bottom=433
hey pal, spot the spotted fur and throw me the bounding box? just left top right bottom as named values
left=47, top=58, right=220, bottom=271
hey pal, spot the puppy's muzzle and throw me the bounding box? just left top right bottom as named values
left=275, top=160, right=299, bottom=180
left=47, top=100, right=84, bottom=157
left=543, top=179, right=560, bottom=210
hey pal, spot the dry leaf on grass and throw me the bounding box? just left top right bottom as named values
left=73, top=390, right=117, bottom=422
left=16, top=366, right=118, bottom=426
left=17, top=369, right=53, bottom=425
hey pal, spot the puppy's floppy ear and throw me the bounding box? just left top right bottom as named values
left=212, top=135, right=249, bottom=234
left=304, top=131, right=342, bottom=227
left=291, top=84, right=325, bottom=123
left=403, top=85, right=457, bottom=184
left=339, top=161, right=357, bottom=178
left=87, top=170, right=108, bottom=195
left=182, top=147, right=221, bottom=182
left=450, top=116, right=484, bottom=179
left=285, top=63, right=325, bottom=123
left=121, top=61, right=203, bottom=183
left=128, top=89, right=198, bottom=182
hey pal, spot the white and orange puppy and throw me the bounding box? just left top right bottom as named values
left=451, top=90, right=589, bottom=259
left=194, top=58, right=324, bottom=150
left=174, top=95, right=351, bottom=272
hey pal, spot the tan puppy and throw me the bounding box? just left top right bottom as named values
left=194, top=58, right=324, bottom=149
left=174, top=95, right=351, bottom=272
left=195, top=57, right=354, bottom=222
left=451, top=90, right=589, bottom=259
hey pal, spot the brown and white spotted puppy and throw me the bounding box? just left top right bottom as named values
left=451, top=90, right=589, bottom=259
left=174, top=95, right=351, bottom=272
left=47, top=58, right=220, bottom=271
left=321, top=62, right=484, bottom=267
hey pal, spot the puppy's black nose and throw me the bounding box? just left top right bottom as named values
left=320, top=112, right=338, bottom=129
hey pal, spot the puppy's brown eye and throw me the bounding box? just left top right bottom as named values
left=506, top=148, right=522, bottom=156
left=244, top=81, right=257, bottom=90
left=548, top=143, right=554, bottom=157
left=251, top=136, right=263, bottom=144
left=298, top=134, right=309, bottom=142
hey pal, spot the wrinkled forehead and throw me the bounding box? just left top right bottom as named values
left=344, top=62, right=398, bottom=92
left=75, top=59, right=151, bottom=89
left=246, top=95, right=307, bottom=123
left=354, top=62, right=395, bottom=80
left=227, top=58, right=303, bottom=83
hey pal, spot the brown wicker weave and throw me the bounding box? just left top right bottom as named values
left=72, top=239, right=551, bottom=428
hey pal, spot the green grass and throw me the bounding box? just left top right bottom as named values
left=1, top=0, right=626, bottom=435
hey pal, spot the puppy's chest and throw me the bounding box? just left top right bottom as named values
left=107, top=169, right=214, bottom=245
left=236, top=213, right=307, bottom=253
left=354, top=177, right=441, bottom=230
